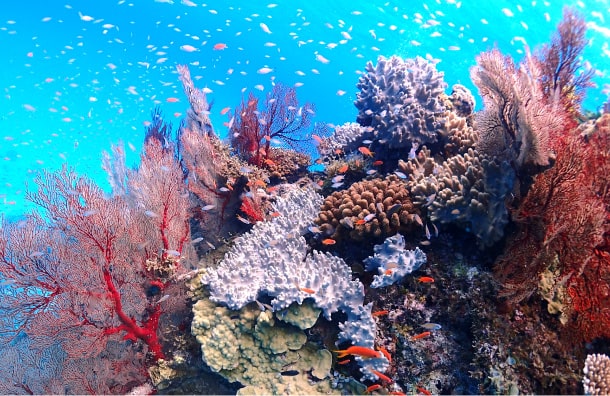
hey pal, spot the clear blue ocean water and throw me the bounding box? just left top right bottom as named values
left=1, top=0, right=608, bottom=221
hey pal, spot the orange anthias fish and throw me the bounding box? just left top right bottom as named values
left=417, top=276, right=435, bottom=283
left=412, top=331, right=431, bottom=340
left=371, top=369, right=392, bottom=383
left=376, top=346, right=392, bottom=363
left=332, top=346, right=381, bottom=359
left=322, top=238, right=336, bottom=245
left=372, top=310, right=389, bottom=317
left=358, top=146, right=374, bottom=157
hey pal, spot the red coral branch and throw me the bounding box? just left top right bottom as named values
left=229, top=83, right=314, bottom=169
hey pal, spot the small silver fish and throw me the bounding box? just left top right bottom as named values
left=363, top=213, right=376, bottom=222
left=394, top=171, right=407, bottom=179
left=421, top=323, right=442, bottom=331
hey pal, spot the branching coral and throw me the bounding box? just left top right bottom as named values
left=583, top=353, right=610, bottom=395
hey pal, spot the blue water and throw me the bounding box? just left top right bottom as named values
left=1, top=0, right=608, bottom=220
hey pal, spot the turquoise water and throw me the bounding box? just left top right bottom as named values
left=1, top=0, right=608, bottom=220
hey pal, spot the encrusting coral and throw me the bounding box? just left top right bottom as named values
left=191, top=296, right=337, bottom=395
left=314, top=175, right=420, bottom=242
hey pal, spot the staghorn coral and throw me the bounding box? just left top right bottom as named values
left=355, top=55, right=447, bottom=148
left=314, top=175, right=419, bottom=242
left=583, top=353, right=610, bottom=396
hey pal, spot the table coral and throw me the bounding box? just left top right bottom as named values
left=315, top=175, right=420, bottom=242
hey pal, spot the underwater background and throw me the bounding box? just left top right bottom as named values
left=1, top=0, right=609, bottom=219
left=1, top=1, right=610, bottom=395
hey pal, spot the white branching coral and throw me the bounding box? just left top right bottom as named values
left=583, top=353, right=610, bottom=396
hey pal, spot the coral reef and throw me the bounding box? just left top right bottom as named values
left=364, top=234, right=427, bottom=288
left=197, top=184, right=389, bottom=380
left=315, top=175, right=420, bottom=242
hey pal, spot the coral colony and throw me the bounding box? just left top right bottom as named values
left=1, top=7, right=609, bottom=396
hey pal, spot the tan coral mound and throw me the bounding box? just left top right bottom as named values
left=315, top=175, right=419, bottom=242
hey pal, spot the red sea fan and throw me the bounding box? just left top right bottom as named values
left=495, top=114, right=609, bottom=343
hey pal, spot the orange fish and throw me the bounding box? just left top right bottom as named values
left=376, top=346, right=392, bottom=363
left=371, top=369, right=392, bottom=383
left=384, top=269, right=393, bottom=275
left=367, top=384, right=382, bottom=392
left=337, top=359, right=351, bottom=365
left=416, top=386, right=432, bottom=395
left=220, top=106, right=231, bottom=115
left=264, top=158, right=276, bottom=166
left=322, top=238, right=336, bottom=245
left=332, top=346, right=380, bottom=359
left=355, top=219, right=367, bottom=225
left=373, top=160, right=384, bottom=166
left=372, top=310, right=389, bottom=317
left=412, top=331, right=431, bottom=340
left=213, top=42, right=227, bottom=50
left=417, top=276, right=435, bottom=283
left=166, top=97, right=180, bottom=103
left=338, top=164, right=349, bottom=173
left=300, top=287, right=315, bottom=294
left=312, top=134, right=323, bottom=144
left=358, top=146, right=374, bottom=157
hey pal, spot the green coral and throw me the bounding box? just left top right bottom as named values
left=191, top=297, right=338, bottom=394
left=276, top=300, right=321, bottom=330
